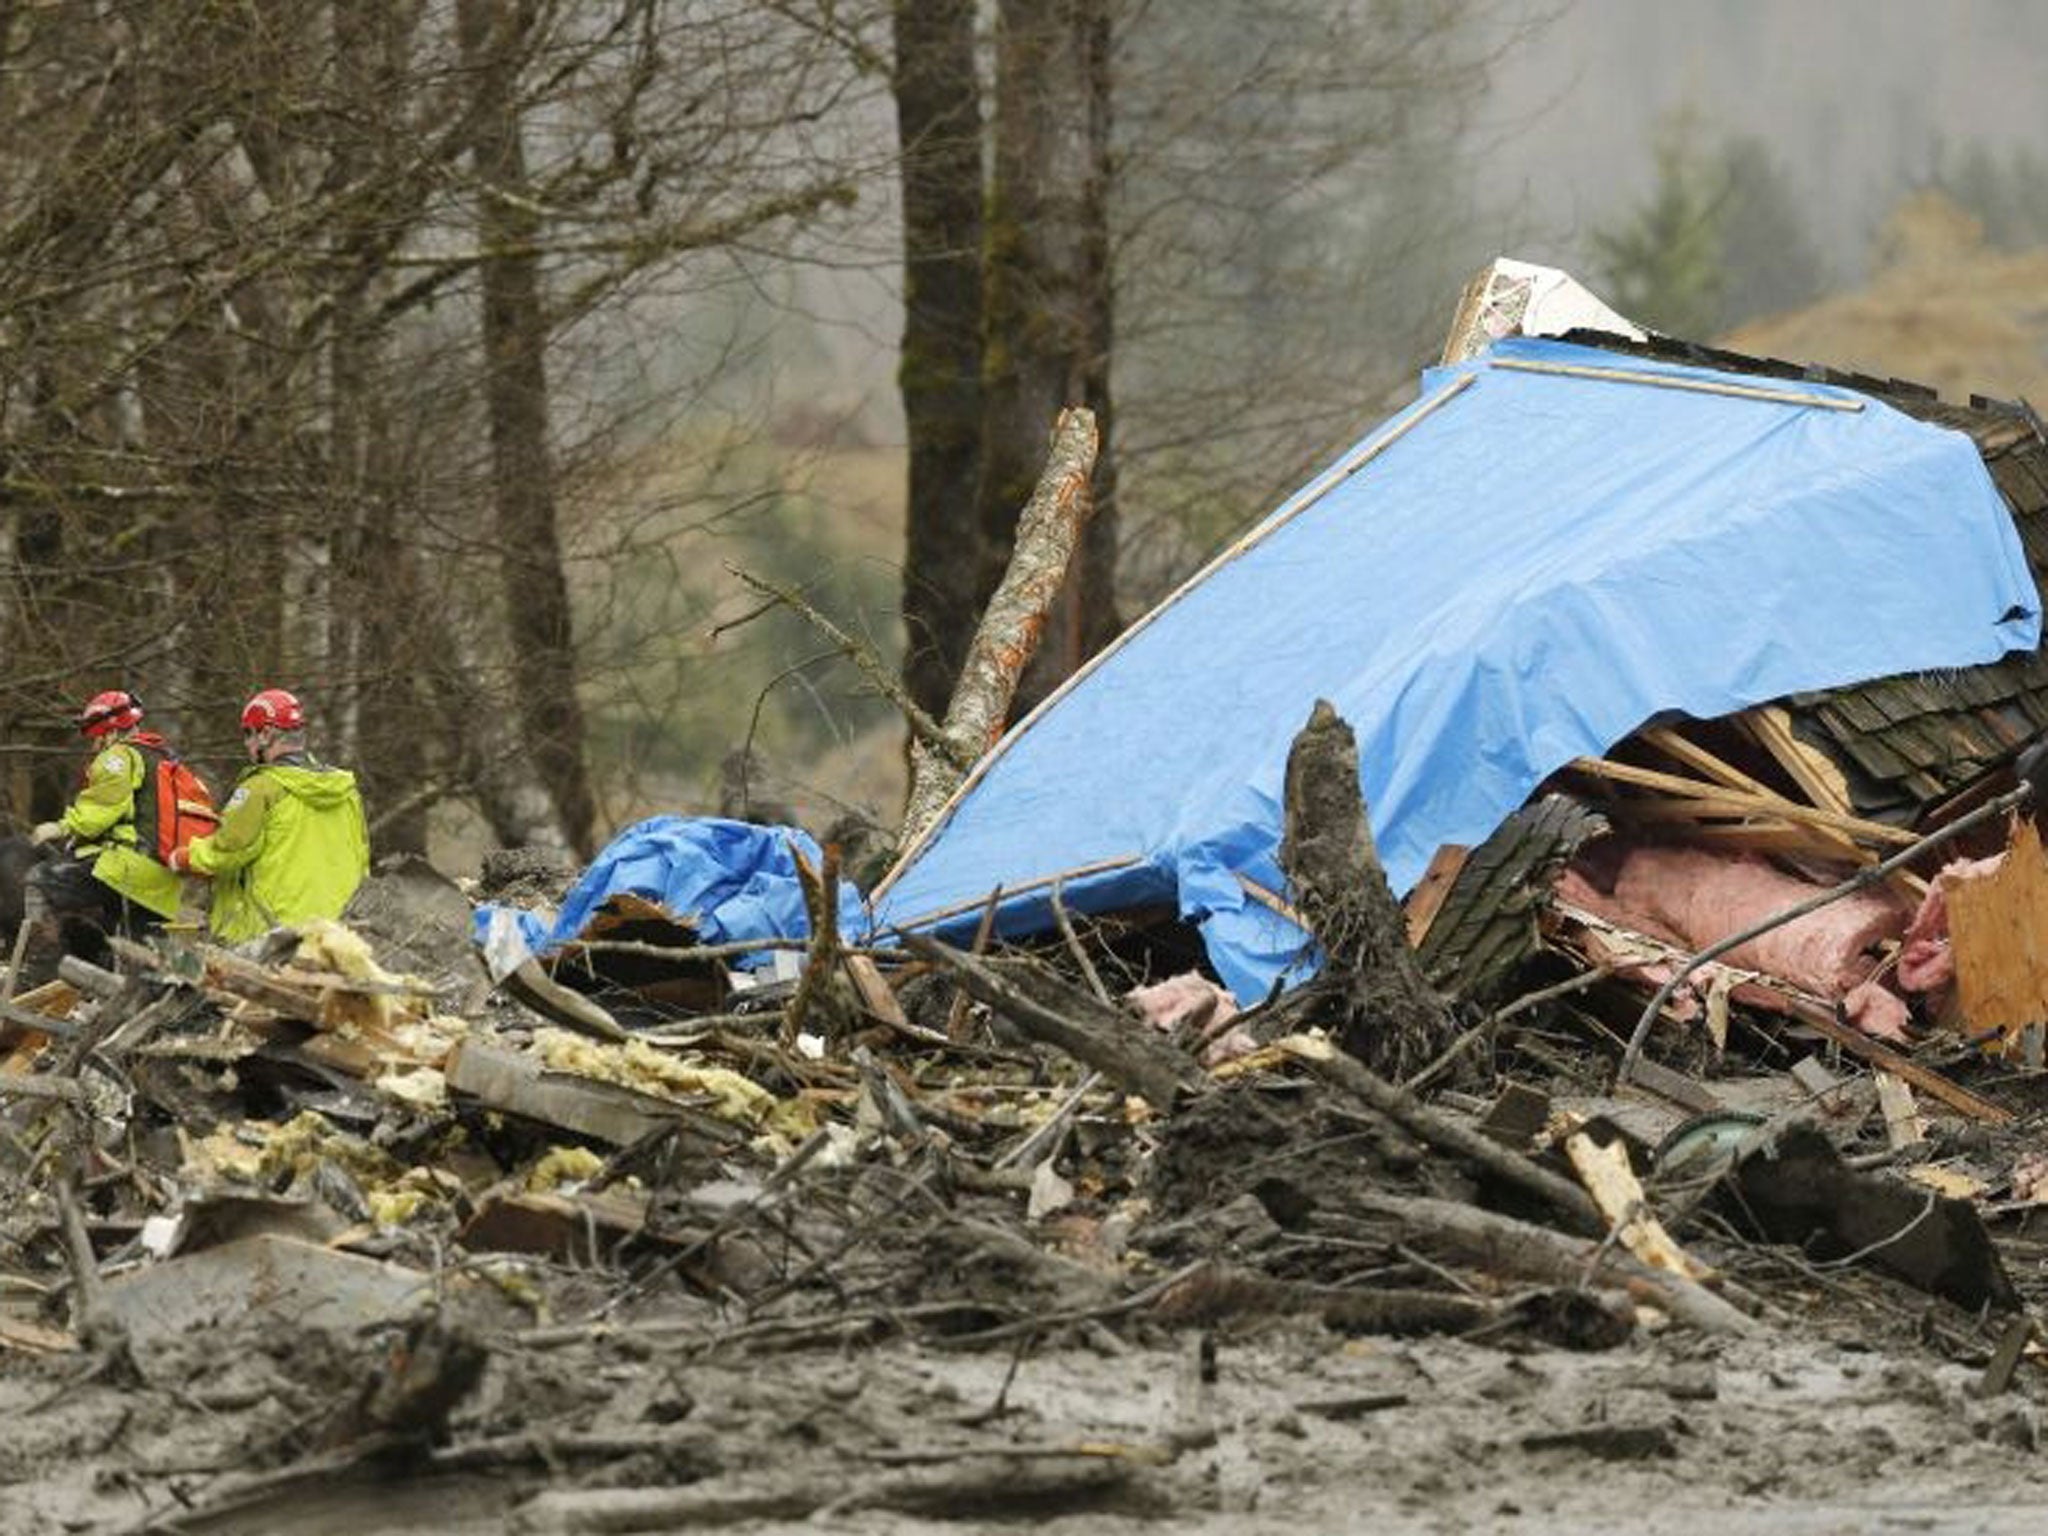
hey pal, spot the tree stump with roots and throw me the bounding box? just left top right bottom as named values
left=1279, top=699, right=1456, bottom=1081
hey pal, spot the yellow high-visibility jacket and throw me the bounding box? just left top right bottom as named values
left=186, top=759, right=369, bottom=942
left=58, top=737, right=182, bottom=919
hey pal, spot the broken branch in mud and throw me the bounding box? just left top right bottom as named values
left=1347, top=1187, right=1759, bottom=1335
left=1403, top=965, right=1616, bottom=1093
left=54, top=1173, right=113, bottom=1347
left=1150, top=1261, right=1505, bottom=1336
left=512, top=1447, right=1144, bottom=1534
left=781, top=840, right=843, bottom=1046
left=1282, top=1033, right=1603, bottom=1235
left=901, top=933, right=1205, bottom=1108
left=597, top=1126, right=835, bottom=1317
left=923, top=1259, right=1211, bottom=1352
left=1049, top=876, right=1112, bottom=1003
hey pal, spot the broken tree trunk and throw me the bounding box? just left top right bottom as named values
left=902, top=407, right=1099, bottom=848
left=1279, top=699, right=1456, bottom=1080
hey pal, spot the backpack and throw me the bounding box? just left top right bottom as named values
left=130, top=736, right=221, bottom=867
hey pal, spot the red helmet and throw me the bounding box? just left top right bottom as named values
left=78, top=689, right=143, bottom=739
left=241, top=688, right=305, bottom=733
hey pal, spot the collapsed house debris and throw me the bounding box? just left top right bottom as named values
left=11, top=262, right=2048, bottom=1529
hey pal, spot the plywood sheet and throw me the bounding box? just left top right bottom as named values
left=1947, top=816, right=2048, bottom=1050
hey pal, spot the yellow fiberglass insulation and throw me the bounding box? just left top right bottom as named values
left=532, top=1027, right=819, bottom=1144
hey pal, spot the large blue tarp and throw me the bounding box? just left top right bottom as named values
left=867, top=336, right=2042, bottom=1002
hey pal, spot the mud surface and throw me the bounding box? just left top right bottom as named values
left=9, top=1063, right=2048, bottom=1535
left=4, top=1258, right=2046, bottom=1536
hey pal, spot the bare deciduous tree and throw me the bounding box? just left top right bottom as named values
left=894, top=0, right=986, bottom=724
left=0, top=0, right=877, bottom=859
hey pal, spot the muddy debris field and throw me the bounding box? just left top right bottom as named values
left=11, top=738, right=2048, bottom=1536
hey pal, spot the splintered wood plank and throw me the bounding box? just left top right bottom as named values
left=1563, top=1122, right=1713, bottom=1281
left=0, top=979, right=81, bottom=1057
left=9, top=980, right=77, bottom=1014
left=1945, top=815, right=2048, bottom=1052
left=446, top=1040, right=698, bottom=1147
left=460, top=1188, right=652, bottom=1261
left=1641, top=724, right=1777, bottom=794
left=1403, top=844, right=1469, bottom=948
left=1874, top=1073, right=1928, bottom=1148
left=1762, top=988, right=2012, bottom=1124
left=1746, top=706, right=1856, bottom=816
left=0, top=1316, right=76, bottom=1354
left=1674, top=824, right=1871, bottom=860
left=1623, top=1058, right=1723, bottom=1114
left=1609, top=801, right=1863, bottom=863
left=843, top=954, right=911, bottom=1028
left=1658, top=715, right=1928, bottom=903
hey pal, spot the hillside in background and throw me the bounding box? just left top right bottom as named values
left=1722, top=190, right=2048, bottom=409
left=1475, top=0, right=2047, bottom=284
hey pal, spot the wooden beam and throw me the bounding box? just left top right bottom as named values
left=1569, top=757, right=1915, bottom=847
left=1763, top=989, right=2013, bottom=1125
left=1489, top=355, right=1864, bottom=411
left=1640, top=725, right=1865, bottom=860
left=1608, top=800, right=1866, bottom=863
left=1403, top=845, right=1469, bottom=948
left=1640, top=724, right=1778, bottom=797
left=1665, top=824, right=1872, bottom=861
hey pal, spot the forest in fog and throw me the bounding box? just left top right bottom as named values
left=3, top=0, right=2042, bottom=872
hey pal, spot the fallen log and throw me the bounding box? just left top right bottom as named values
left=1349, top=1187, right=1760, bottom=1336
left=1148, top=1263, right=1499, bottom=1335
left=512, top=1450, right=1141, bottom=1533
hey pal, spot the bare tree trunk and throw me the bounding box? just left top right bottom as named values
left=325, top=0, right=372, bottom=771
left=458, top=0, right=597, bottom=859
left=431, top=604, right=569, bottom=854
left=322, top=0, right=431, bottom=853
left=1062, top=0, right=1119, bottom=685
left=893, top=0, right=986, bottom=726
left=979, top=0, right=1117, bottom=717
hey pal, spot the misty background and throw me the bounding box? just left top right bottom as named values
left=700, top=0, right=2048, bottom=841
left=1476, top=0, right=2047, bottom=278
left=8, top=0, right=2042, bottom=871
left=775, top=0, right=2048, bottom=430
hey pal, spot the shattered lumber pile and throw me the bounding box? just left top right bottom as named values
left=5, top=717, right=2047, bottom=1529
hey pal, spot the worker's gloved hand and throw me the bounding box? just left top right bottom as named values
left=29, top=820, right=65, bottom=846
left=166, top=846, right=190, bottom=873
left=2021, top=740, right=2048, bottom=812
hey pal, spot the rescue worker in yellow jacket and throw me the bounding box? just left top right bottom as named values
left=22, top=690, right=187, bottom=970
left=170, top=688, right=370, bottom=942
